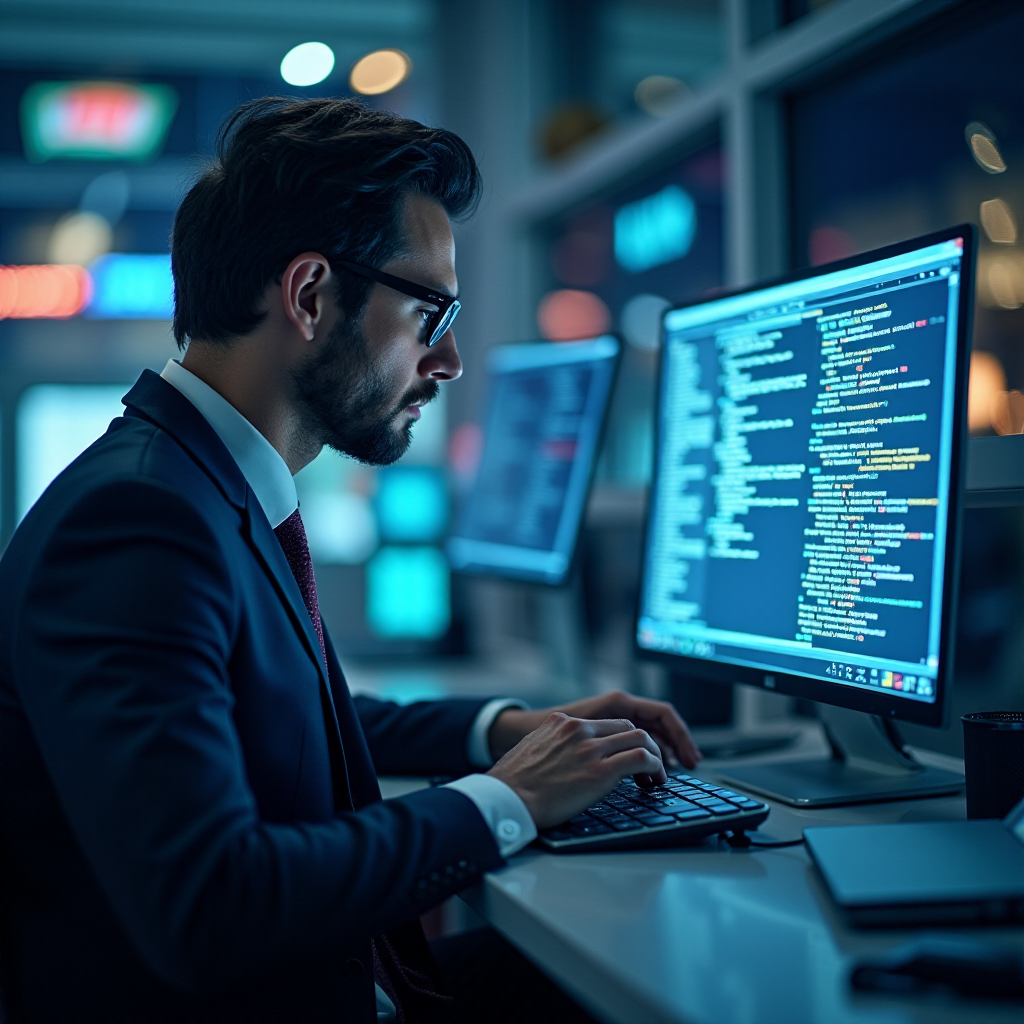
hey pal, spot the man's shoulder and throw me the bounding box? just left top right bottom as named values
left=12, top=413, right=237, bottom=554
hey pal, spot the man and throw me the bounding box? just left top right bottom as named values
left=0, top=98, right=699, bottom=1023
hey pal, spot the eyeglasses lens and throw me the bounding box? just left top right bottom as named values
left=428, top=300, right=460, bottom=347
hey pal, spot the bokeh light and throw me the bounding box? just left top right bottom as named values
left=349, top=49, right=412, bottom=95
left=965, top=121, right=1006, bottom=174
left=634, top=75, right=691, bottom=116
left=0, top=264, right=92, bottom=319
left=280, top=42, right=335, bottom=87
left=366, top=546, right=450, bottom=639
left=47, top=211, right=111, bottom=266
left=980, top=198, right=1017, bottom=244
left=537, top=289, right=611, bottom=341
left=968, top=350, right=1006, bottom=434
left=620, top=293, right=671, bottom=350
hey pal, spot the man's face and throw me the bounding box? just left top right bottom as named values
left=291, top=193, right=462, bottom=465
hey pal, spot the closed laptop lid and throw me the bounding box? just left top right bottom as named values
left=804, top=819, right=1024, bottom=908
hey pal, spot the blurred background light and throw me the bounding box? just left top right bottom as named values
left=981, top=251, right=1024, bottom=310
left=980, top=198, right=1017, bottom=244
left=376, top=467, right=447, bottom=542
left=349, top=49, right=411, bottom=95
left=634, top=74, right=691, bottom=116
left=20, top=81, right=177, bottom=162
left=614, top=184, right=696, bottom=273
left=808, top=224, right=858, bottom=266
left=303, top=490, right=378, bottom=564
left=366, top=546, right=450, bottom=639
left=0, top=264, right=91, bottom=320
left=80, top=170, right=131, bottom=224
left=620, top=293, right=670, bottom=350
left=965, top=120, right=1006, bottom=174
left=537, top=289, right=611, bottom=341
left=448, top=422, right=483, bottom=491
left=280, top=42, right=335, bottom=87
left=85, top=254, right=173, bottom=319
left=47, top=211, right=112, bottom=266
left=17, top=383, right=128, bottom=521
left=968, top=350, right=1007, bottom=433
left=993, top=389, right=1024, bottom=436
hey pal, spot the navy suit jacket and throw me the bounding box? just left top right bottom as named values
left=0, top=371, right=504, bottom=1023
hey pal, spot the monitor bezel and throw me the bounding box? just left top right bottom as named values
left=448, top=335, right=622, bottom=588
left=635, top=224, right=977, bottom=728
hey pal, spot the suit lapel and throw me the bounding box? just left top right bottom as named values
left=240, top=490, right=352, bottom=806
left=123, top=371, right=351, bottom=806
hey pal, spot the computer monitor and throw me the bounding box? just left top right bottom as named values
left=447, top=336, right=620, bottom=586
left=636, top=226, right=976, bottom=806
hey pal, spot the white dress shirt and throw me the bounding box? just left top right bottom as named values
left=160, top=359, right=537, bottom=858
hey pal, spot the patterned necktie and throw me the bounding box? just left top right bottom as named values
left=273, top=509, right=327, bottom=667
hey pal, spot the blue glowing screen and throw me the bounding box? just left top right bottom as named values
left=376, top=466, right=447, bottom=542
left=366, top=545, right=451, bottom=639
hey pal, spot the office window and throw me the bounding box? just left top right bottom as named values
left=789, top=1, right=1024, bottom=432
left=542, top=139, right=723, bottom=485
left=16, top=383, right=128, bottom=522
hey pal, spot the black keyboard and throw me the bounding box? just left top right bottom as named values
left=537, top=770, right=770, bottom=852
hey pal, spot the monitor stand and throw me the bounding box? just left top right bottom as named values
left=716, top=705, right=964, bottom=807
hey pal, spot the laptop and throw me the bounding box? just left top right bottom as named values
left=805, top=796, right=1024, bottom=927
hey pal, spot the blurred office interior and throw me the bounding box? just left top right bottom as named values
left=1, top=0, right=1023, bottom=756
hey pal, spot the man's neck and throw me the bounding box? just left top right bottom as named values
left=180, top=340, right=320, bottom=474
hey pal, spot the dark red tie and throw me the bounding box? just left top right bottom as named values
left=273, top=509, right=327, bottom=667
left=273, top=509, right=446, bottom=1022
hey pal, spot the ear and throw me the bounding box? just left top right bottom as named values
left=280, top=252, right=332, bottom=342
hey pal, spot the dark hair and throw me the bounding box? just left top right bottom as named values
left=171, top=97, right=480, bottom=347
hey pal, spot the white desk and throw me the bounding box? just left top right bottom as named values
left=455, top=750, right=1024, bottom=1024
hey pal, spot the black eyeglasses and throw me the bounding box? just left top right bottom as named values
left=337, top=259, right=460, bottom=347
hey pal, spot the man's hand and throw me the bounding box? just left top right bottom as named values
left=489, top=690, right=702, bottom=769
left=487, top=713, right=666, bottom=829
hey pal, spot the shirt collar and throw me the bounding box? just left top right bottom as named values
left=160, top=359, right=297, bottom=528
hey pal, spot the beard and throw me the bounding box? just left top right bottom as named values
left=291, top=315, right=439, bottom=466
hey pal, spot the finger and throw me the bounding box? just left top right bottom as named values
left=579, top=717, right=639, bottom=739
left=604, top=747, right=666, bottom=784
left=592, top=727, right=663, bottom=762
left=632, top=700, right=702, bottom=767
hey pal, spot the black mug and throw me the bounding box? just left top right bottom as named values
left=962, top=712, right=1024, bottom=820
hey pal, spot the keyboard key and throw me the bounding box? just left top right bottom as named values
left=705, top=803, right=738, bottom=815
left=693, top=797, right=721, bottom=806
left=633, top=814, right=675, bottom=826
left=609, top=818, right=645, bottom=831
left=569, top=814, right=595, bottom=826
left=674, top=808, right=712, bottom=820
left=577, top=822, right=614, bottom=835
left=657, top=798, right=692, bottom=811
left=735, top=798, right=763, bottom=809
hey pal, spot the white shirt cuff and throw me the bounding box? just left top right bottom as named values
left=444, top=774, right=537, bottom=858
left=467, top=698, right=529, bottom=768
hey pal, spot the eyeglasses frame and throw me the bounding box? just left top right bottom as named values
left=336, top=259, right=460, bottom=347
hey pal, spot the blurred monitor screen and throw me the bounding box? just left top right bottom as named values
left=447, top=336, right=620, bottom=585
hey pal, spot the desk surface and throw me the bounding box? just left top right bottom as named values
left=455, top=749, right=1024, bottom=1024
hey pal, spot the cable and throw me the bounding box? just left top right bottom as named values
left=725, top=830, right=806, bottom=849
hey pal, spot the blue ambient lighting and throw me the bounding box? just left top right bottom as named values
left=614, top=184, right=696, bottom=274
left=376, top=467, right=448, bottom=542
left=366, top=546, right=450, bottom=639
left=85, top=253, right=173, bottom=319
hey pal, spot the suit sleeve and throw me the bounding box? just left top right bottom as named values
left=351, top=694, right=489, bottom=776
left=10, top=478, right=503, bottom=993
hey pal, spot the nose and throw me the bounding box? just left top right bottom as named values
left=418, top=327, right=462, bottom=381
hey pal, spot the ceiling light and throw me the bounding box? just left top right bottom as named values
left=965, top=121, right=1006, bottom=174
left=634, top=75, right=690, bottom=117
left=47, top=212, right=112, bottom=266
left=980, top=198, right=1017, bottom=244
left=349, top=49, right=412, bottom=96
left=280, top=42, right=335, bottom=88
